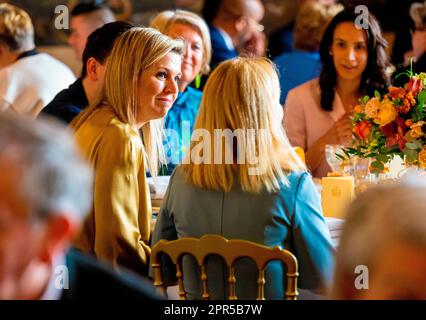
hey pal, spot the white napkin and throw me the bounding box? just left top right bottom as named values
left=147, top=175, right=171, bottom=199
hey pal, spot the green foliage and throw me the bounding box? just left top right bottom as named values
left=374, top=90, right=381, bottom=99
left=417, top=90, right=426, bottom=114
left=362, top=95, right=370, bottom=104
left=406, top=140, right=423, bottom=150
left=404, top=148, right=418, bottom=163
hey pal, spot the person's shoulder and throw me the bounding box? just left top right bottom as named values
left=186, top=86, right=203, bottom=107
left=286, top=78, right=320, bottom=104
left=98, top=111, right=144, bottom=161
left=282, top=170, right=309, bottom=188
left=35, top=53, right=76, bottom=76
left=63, top=248, right=163, bottom=300
left=291, top=78, right=319, bottom=93
left=186, top=86, right=202, bottom=98
left=277, top=171, right=316, bottom=201
left=105, top=115, right=140, bottom=144
left=273, top=51, right=294, bottom=65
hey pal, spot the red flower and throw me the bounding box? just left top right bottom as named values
left=395, top=116, right=408, bottom=136
left=353, top=120, right=372, bottom=140
left=386, top=133, right=406, bottom=151
left=389, top=86, right=406, bottom=99
left=406, top=76, right=423, bottom=96
left=380, top=121, right=396, bottom=137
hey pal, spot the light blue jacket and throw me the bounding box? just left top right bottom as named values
left=151, top=169, right=335, bottom=299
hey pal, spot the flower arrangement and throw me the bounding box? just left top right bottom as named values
left=343, top=70, right=426, bottom=174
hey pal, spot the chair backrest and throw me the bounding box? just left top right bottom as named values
left=151, top=234, right=299, bottom=300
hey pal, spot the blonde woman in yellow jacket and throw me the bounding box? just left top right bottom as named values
left=70, top=27, right=184, bottom=275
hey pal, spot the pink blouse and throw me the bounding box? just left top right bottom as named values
left=284, top=78, right=346, bottom=178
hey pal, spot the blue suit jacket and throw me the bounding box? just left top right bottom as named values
left=209, top=25, right=238, bottom=69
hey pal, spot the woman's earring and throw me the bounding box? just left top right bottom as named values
left=195, top=74, right=201, bottom=89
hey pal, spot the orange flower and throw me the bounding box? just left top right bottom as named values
left=374, top=99, right=397, bottom=126
left=418, top=146, right=426, bottom=168
left=354, top=104, right=364, bottom=113
left=364, top=97, right=380, bottom=119
left=406, top=91, right=416, bottom=104
left=389, top=86, right=406, bottom=100
left=353, top=120, right=373, bottom=140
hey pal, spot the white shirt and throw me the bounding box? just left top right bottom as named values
left=0, top=53, right=76, bottom=117
left=216, top=27, right=235, bottom=51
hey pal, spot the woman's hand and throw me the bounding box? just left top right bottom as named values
left=325, top=114, right=352, bottom=145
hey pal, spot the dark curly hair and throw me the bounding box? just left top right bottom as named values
left=319, top=7, right=389, bottom=111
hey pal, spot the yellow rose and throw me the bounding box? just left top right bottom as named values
left=418, top=146, right=426, bottom=168
left=373, top=99, right=396, bottom=126
left=364, top=97, right=380, bottom=118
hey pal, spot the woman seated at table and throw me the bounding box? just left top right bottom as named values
left=151, top=57, right=334, bottom=299
left=284, top=8, right=390, bottom=178
left=150, top=10, right=211, bottom=174
left=70, top=28, right=184, bottom=276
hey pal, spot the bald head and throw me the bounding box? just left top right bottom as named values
left=220, top=0, right=264, bottom=22
left=213, top=0, right=264, bottom=49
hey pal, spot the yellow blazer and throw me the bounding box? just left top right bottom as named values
left=73, top=106, right=151, bottom=275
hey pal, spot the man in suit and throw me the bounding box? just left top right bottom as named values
left=208, top=0, right=265, bottom=69
left=0, top=112, right=161, bottom=300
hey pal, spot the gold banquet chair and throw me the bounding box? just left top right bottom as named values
left=151, top=234, right=299, bottom=300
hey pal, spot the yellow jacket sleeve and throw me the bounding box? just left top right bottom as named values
left=93, top=124, right=151, bottom=275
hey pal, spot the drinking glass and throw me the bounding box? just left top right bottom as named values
left=325, top=144, right=344, bottom=172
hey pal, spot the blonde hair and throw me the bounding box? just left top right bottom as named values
left=182, top=57, right=306, bottom=193
left=150, top=9, right=211, bottom=75
left=294, top=1, right=343, bottom=52
left=71, top=27, right=185, bottom=176
left=0, top=3, right=34, bottom=51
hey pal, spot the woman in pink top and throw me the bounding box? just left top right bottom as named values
left=284, top=7, right=389, bottom=177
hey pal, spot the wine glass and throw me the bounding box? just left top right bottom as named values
left=351, top=156, right=370, bottom=181
left=325, top=144, right=344, bottom=172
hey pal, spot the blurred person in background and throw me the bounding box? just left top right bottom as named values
left=273, top=1, right=343, bottom=104
left=68, top=1, right=115, bottom=60
left=207, top=0, right=265, bottom=70
left=0, top=3, right=75, bottom=117
left=70, top=28, right=184, bottom=276
left=0, top=112, right=160, bottom=300
left=150, top=9, right=211, bottom=174
left=284, top=8, right=390, bottom=178
left=41, top=21, right=133, bottom=124
left=265, top=0, right=338, bottom=60
left=108, top=0, right=133, bottom=22
left=393, top=1, right=426, bottom=86
left=332, top=179, right=426, bottom=299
